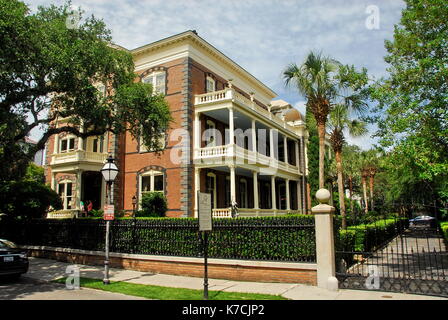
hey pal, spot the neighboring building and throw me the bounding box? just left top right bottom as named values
left=24, top=137, right=45, bottom=166
left=44, top=30, right=310, bottom=218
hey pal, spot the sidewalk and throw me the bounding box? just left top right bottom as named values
left=24, top=257, right=447, bottom=300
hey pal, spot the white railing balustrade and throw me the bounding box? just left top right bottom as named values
left=212, top=208, right=232, bottom=218
left=51, top=150, right=108, bottom=165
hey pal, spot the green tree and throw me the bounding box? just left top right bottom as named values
left=343, top=144, right=362, bottom=215
left=371, top=0, right=448, bottom=206
left=0, top=0, right=172, bottom=181
left=328, top=105, right=368, bottom=228
left=284, top=52, right=340, bottom=189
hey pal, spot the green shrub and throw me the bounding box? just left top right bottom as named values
left=140, top=192, right=167, bottom=217
left=440, top=222, right=448, bottom=242
left=0, top=215, right=316, bottom=262
left=90, top=209, right=104, bottom=218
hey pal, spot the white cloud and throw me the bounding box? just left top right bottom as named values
left=26, top=0, right=405, bottom=150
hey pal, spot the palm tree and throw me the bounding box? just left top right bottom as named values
left=360, top=149, right=380, bottom=214
left=328, top=105, right=368, bottom=229
left=284, top=52, right=340, bottom=189
left=343, top=145, right=362, bottom=216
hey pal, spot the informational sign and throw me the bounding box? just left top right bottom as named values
left=198, top=192, right=212, bottom=231
left=103, top=204, right=115, bottom=221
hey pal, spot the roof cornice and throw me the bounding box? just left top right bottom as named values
left=129, top=31, right=277, bottom=98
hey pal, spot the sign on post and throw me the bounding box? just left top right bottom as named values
left=198, top=192, right=212, bottom=231
left=103, top=204, right=115, bottom=221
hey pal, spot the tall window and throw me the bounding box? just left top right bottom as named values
left=206, top=76, right=215, bottom=93
left=143, top=71, right=166, bottom=95
left=206, top=172, right=217, bottom=209
left=91, top=136, right=104, bottom=153
left=139, top=132, right=166, bottom=153
left=60, top=136, right=75, bottom=153
left=239, top=178, right=248, bottom=208
left=205, top=120, right=216, bottom=147
left=140, top=170, right=164, bottom=194
left=58, top=181, right=73, bottom=209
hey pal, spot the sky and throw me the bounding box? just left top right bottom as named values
left=28, top=0, right=405, bottom=149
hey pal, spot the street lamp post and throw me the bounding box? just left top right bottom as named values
left=131, top=195, right=137, bottom=254
left=100, top=155, right=119, bottom=285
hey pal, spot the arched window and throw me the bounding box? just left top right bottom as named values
left=139, top=170, right=165, bottom=208
left=143, top=71, right=166, bottom=95
left=58, top=180, right=73, bottom=210
left=206, top=76, right=215, bottom=93
left=205, top=120, right=216, bottom=147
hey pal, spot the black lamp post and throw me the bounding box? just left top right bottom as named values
left=100, top=155, right=118, bottom=285
left=132, top=195, right=137, bottom=218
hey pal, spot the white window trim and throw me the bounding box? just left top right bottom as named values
left=142, top=71, right=166, bottom=95
left=206, top=76, right=215, bottom=93
left=138, top=170, right=164, bottom=209
left=59, top=135, right=76, bottom=153
left=58, top=180, right=73, bottom=210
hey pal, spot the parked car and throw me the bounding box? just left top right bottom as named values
left=0, top=239, right=29, bottom=279
left=409, top=215, right=436, bottom=228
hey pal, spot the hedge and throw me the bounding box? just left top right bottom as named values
left=0, top=215, right=316, bottom=263
left=339, top=218, right=408, bottom=253
left=441, top=222, right=448, bottom=242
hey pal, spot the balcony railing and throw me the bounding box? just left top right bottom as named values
left=194, top=88, right=299, bottom=133
left=212, top=208, right=302, bottom=218
left=194, top=144, right=301, bottom=175
left=51, top=150, right=108, bottom=166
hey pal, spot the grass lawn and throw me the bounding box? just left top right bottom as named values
left=54, top=277, right=287, bottom=300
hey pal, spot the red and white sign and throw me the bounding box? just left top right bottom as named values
left=103, top=204, right=115, bottom=221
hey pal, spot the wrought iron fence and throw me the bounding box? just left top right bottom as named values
left=0, top=216, right=316, bottom=263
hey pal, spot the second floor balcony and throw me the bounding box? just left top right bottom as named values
left=50, top=150, right=108, bottom=166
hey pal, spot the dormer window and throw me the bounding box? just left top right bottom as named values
left=143, top=71, right=166, bottom=95
left=206, top=76, right=215, bottom=93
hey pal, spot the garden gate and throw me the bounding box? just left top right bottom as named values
left=335, top=217, right=448, bottom=297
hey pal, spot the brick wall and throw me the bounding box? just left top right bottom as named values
left=27, top=248, right=317, bottom=285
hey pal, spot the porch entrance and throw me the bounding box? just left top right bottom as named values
left=81, top=171, right=102, bottom=210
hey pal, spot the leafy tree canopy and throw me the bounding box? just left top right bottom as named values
left=0, top=0, right=172, bottom=181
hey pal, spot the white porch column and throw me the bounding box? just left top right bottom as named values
left=271, top=175, right=276, bottom=210
left=252, top=171, right=259, bottom=210
left=51, top=172, right=57, bottom=191
left=194, top=167, right=201, bottom=218
left=269, top=129, right=275, bottom=159
left=284, top=136, right=288, bottom=164
left=228, top=107, right=234, bottom=145
left=230, top=165, right=236, bottom=204
left=194, top=112, right=201, bottom=156
left=251, top=119, right=257, bottom=152
left=78, top=122, right=84, bottom=151
left=286, top=179, right=291, bottom=211
left=53, top=133, right=59, bottom=154
left=76, top=170, right=82, bottom=210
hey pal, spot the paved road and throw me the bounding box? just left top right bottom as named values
left=0, top=276, right=146, bottom=300
left=347, top=227, right=448, bottom=280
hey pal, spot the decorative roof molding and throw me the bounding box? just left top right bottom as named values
left=129, top=31, right=277, bottom=99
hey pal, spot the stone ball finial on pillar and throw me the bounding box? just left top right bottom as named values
left=316, top=188, right=331, bottom=204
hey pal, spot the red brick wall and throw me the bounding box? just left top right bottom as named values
left=29, top=249, right=317, bottom=285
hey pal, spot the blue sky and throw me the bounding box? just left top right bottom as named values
left=28, top=0, right=405, bottom=149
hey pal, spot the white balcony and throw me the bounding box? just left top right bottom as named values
left=50, top=150, right=108, bottom=166
left=194, top=144, right=301, bottom=175
left=194, top=88, right=298, bottom=135
left=212, top=208, right=302, bottom=218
